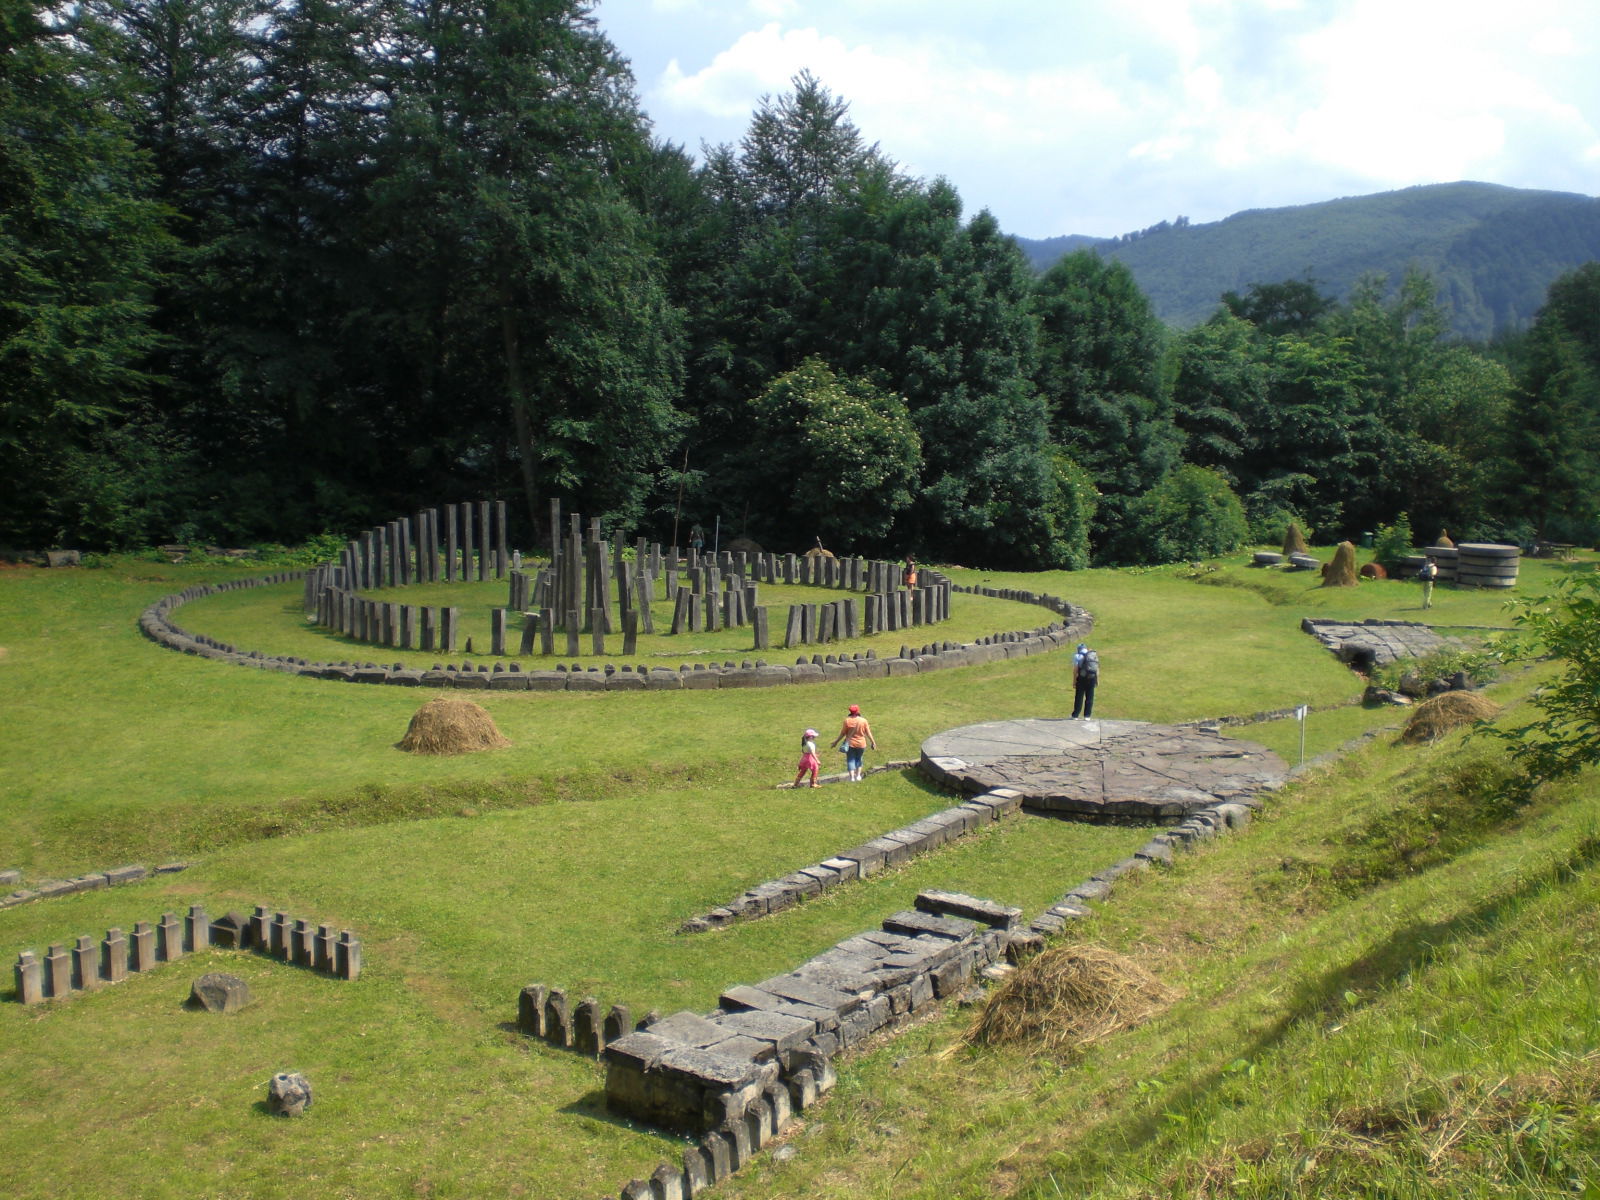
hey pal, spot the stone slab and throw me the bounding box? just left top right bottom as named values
left=919, top=718, right=1286, bottom=820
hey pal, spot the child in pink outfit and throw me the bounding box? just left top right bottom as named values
left=794, top=729, right=821, bottom=788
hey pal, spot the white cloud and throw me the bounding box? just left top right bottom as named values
left=614, top=0, right=1600, bottom=236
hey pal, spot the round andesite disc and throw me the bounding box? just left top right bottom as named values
left=920, top=718, right=1288, bottom=820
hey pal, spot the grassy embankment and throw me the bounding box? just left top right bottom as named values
left=1, top=550, right=1593, bottom=1197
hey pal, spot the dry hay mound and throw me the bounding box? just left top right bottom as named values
left=1400, top=691, right=1501, bottom=744
left=1282, top=522, right=1309, bottom=556
left=963, top=943, right=1176, bottom=1058
left=1433, top=529, right=1455, bottom=548
left=397, top=697, right=510, bottom=755
left=1322, top=540, right=1360, bottom=587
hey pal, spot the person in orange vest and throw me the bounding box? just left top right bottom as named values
left=830, top=704, right=877, bottom=782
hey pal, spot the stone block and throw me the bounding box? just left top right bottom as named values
left=819, top=856, right=860, bottom=882
left=544, top=988, right=573, bottom=1047
left=754, top=973, right=862, bottom=1014
left=103, top=864, right=147, bottom=887
left=787, top=1067, right=817, bottom=1111
left=604, top=1004, right=634, bottom=1046
left=158, top=912, right=184, bottom=962
left=188, top=972, right=253, bottom=1013
left=701, top=1131, right=732, bottom=1182
left=15, top=950, right=46, bottom=1004
left=646, top=1010, right=728, bottom=1048
left=711, top=1009, right=817, bottom=1059
left=72, top=936, right=99, bottom=990
left=871, top=834, right=917, bottom=867
left=518, top=984, right=548, bottom=1036
left=101, top=928, right=128, bottom=982
left=575, top=995, right=604, bottom=1056
left=186, top=906, right=211, bottom=953
left=682, top=1144, right=712, bottom=1194
left=747, top=1093, right=774, bottom=1148
left=649, top=1162, right=686, bottom=1200
left=835, top=844, right=886, bottom=878
left=336, top=931, right=362, bottom=980
left=764, top=1079, right=792, bottom=1134
left=882, top=909, right=978, bottom=941
left=721, top=1116, right=752, bottom=1172
left=130, top=923, right=156, bottom=972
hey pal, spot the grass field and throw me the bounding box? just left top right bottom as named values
left=2, top=548, right=1594, bottom=1198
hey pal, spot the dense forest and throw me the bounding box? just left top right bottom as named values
left=3, top=0, right=1598, bottom=565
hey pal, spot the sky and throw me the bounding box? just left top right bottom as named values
left=593, top=0, right=1600, bottom=239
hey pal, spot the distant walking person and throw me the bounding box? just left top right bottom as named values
left=1072, top=645, right=1099, bottom=719
left=794, top=728, right=821, bottom=789
left=830, top=704, right=876, bottom=783
left=1418, top=555, right=1438, bottom=610
left=904, top=555, right=918, bottom=589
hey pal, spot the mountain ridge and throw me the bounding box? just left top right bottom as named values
left=1012, top=181, right=1600, bottom=339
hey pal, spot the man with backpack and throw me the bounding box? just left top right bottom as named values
left=1072, top=643, right=1099, bottom=719
left=1418, top=556, right=1438, bottom=610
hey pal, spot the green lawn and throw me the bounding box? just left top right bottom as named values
left=1, top=550, right=1593, bottom=1198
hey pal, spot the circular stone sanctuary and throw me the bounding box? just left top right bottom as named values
left=920, top=718, right=1288, bottom=821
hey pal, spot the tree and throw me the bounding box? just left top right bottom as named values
left=1490, top=569, right=1600, bottom=785
left=685, top=77, right=1067, bottom=566
left=1114, top=465, right=1248, bottom=564
left=0, top=0, right=174, bottom=547
left=1168, top=312, right=1267, bottom=483
left=365, top=0, right=684, bottom=538
left=735, top=69, right=883, bottom=221
left=745, top=358, right=921, bottom=549
left=1221, top=276, right=1334, bottom=336
left=1500, top=263, right=1600, bottom=543
left=1032, top=250, right=1181, bottom=550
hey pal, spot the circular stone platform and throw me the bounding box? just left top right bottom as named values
left=920, top=718, right=1288, bottom=821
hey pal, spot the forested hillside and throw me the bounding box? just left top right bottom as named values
left=1015, top=183, right=1600, bottom=339
left=3, top=0, right=1598, bottom=561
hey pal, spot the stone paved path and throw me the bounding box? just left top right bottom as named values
left=1301, top=617, right=1463, bottom=667
left=920, top=718, right=1287, bottom=821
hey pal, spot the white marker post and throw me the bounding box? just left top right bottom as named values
left=1295, top=704, right=1309, bottom=766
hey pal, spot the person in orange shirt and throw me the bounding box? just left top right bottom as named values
left=830, top=704, right=877, bottom=782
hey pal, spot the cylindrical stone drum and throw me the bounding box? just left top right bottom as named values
left=1455, top=543, right=1519, bottom=589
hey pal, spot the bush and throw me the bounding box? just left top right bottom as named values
left=1370, top=647, right=1499, bottom=691
left=1114, top=466, right=1248, bottom=564
left=1371, top=512, right=1415, bottom=568
left=1487, top=568, right=1600, bottom=783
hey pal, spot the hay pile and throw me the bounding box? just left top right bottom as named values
left=1433, top=529, right=1455, bottom=548
left=397, top=697, right=511, bottom=755
left=1400, top=691, right=1501, bottom=744
left=1321, top=540, right=1360, bottom=587
left=1282, top=522, right=1309, bottom=557
left=963, top=943, right=1176, bottom=1059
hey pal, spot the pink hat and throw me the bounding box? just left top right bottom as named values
left=804, top=729, right=817, bottom=739
left=848, top=705, right=860, bottom=715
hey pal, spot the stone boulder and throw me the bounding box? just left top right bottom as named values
left=268, top=1072, right=312, bottom=1116
left=188, top=972, right=253, bottom=1014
